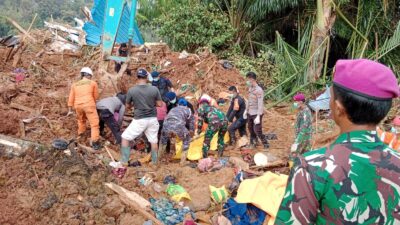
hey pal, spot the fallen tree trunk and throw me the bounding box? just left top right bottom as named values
left=10, top=102, right=39, bottom=114
left=0, top=134, right=44, bottom=157
left=250, top=160, right=287, bottom=170
left=104, top=182, right=163, bottom=225
left=104, top=182, right=151, bottom=209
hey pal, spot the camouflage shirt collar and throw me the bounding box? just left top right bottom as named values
left=334, top=130, right=380, bottom=144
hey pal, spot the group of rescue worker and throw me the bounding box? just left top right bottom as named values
left=67, top=66, right=273, bottom=164
left=67, top=58, right=400, bottom=224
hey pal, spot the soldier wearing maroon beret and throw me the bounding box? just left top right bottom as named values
left=276, top=59, right=400, bottom=224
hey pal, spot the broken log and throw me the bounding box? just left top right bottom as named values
left=0, top=134, right=43, bottom=157
left=108, top=76, right=119, bottom=94
left=104, top=182, right=162, bottom=225
left=4, top=17, right=36, bottom=42
left=120, top=197, right=163, bottom=225
left=19, top=120, right=25, bottom=138
left=10, top=102, right=39, bottom=114
left=4, top=47, right=14, bottom=62
left=250, top=160, right=287, bottom=170
left=44, top=51, right=82, bottom=57
left=104, top=182, right=151, bottom=209
left=117, top=63, right=128, bottom=77
left=12, top=44, right=27, bottom=68
left=77, top=144, right=99, bottom=154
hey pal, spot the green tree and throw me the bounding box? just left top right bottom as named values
left=156, top=2, right=235, bottom=52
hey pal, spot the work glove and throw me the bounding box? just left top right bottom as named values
left=243, top=110, right=248, bottom=119
left=254, top=115, right=260, bottom=125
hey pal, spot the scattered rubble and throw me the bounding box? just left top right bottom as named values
left=0, top=18, right=339, bottom=223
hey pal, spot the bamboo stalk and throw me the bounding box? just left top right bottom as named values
left=266, top=82, right=311, bottom=109
left=264, top=36, right=329, bottom=98
left=334, top=3, right=369, bottom=58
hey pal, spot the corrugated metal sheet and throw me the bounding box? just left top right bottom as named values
left=0, top=35, right=20, bottom=47
left=83, top=0, right=143, bottom=46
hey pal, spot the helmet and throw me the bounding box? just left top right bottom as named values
left=80, top=67, right=93, bottom=76
left=137, top=69, right=148, bottom=78
left=198, top=94, right=211, bottom=104
left=165, top=92, right=177, bottom=101
left=178, top=98, right=188, bottom=106
left=393, top=116, right=400, bottom=126
left=151, top=71, right=160, bottom=78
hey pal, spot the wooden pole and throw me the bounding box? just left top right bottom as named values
left=4, top=17, right=36, bottom=42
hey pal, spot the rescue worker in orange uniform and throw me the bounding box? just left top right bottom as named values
left=68, top=67, right=101, bottom=149
left=377, top=116, right=400, bottom=151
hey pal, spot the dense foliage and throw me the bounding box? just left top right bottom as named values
left=0, top=0, right=92, bottom=36
left=1, top=0, right=399, bottom=102
left=155, top=3, right=235, bottom=52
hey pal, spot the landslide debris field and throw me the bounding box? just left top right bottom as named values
left=0, top=30, right=337, bottom=225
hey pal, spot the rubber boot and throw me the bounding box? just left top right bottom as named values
left=180, top=149, right=187, bottom=166
left=202, top=148, right=208, bottom=159
left=120, top=146, right=130, bottom=165
left=151, top=149, right=158, bottom=164
left=91, top=140, right=102, bottom=150
left=246, top=139, right=256, bottom=149
left=218, top=146, right=225, bottom=158
left=158, top=144, right=167, bottom=163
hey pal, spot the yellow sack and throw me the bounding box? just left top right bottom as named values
left=174, top=132, right=230, bottom=161
left=235, top=172, right=288, bottom=225
left=167, top=184, right=191, bottom=202
left=209, top=185, right=229, bottom=204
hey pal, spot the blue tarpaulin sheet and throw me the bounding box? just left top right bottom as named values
left=308, top=85, right=331, bottom=111
left=83, top=0, right=143, bottom=46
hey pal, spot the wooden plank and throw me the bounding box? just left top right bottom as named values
left=104, top=182, right=151, bottom=209
left=21, top=14, right=37, bottom=42
left=19, top=120, right=25, bottom=138
left=104, top=182, right=163, bottom=225
left=120, top=197, right=163, bottom=225
left=5, top=17, right=36, bottom=42
left=250, top=160, right=287, bottom=170
left=10, top=102, right=38, bottom=114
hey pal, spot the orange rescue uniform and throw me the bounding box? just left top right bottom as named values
left=377, top=127, right=400, bottom=151
left=68, top=78, right=100, bottom=141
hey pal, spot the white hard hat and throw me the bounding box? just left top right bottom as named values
left=200, top=94, right=211, bottom=101
left=198, top=94, right=211, bottom=104
left=80, top=67, right=93, bottom=75
left=254, top=152, right=269, bottom=166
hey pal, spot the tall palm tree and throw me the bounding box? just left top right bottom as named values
left=207, top=0, right=302, bottom=52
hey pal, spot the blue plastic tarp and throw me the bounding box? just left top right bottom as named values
left=83, top=0, right=143, bottom=46
left=308, top=85, right=331, bottom=111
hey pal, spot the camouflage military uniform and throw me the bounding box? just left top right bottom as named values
left=197, top=103, right=228, bottom=157
left=293, top=107, right=313, bottom=154
left=160, top=106, right=194, bottom=151
left=275, top=130, right=400, bottom=224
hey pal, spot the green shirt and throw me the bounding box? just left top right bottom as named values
left=276, top=130, right=400, bottom=224
left=293, top=107, right=313, bottom=154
